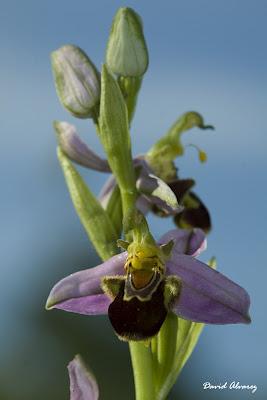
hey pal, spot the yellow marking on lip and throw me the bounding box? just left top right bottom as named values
left=131, top=270, right=154, bottom=289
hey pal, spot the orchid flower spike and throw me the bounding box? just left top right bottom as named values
left=46, top=228, right=250, bottom=341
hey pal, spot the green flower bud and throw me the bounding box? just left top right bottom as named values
left=106, top=7, right=149, bottom=77
left=51, top=45, right=100, bottom=119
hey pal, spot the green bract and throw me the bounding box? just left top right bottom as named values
left=99, top=65, right=136, bottom=201
left=101, top=184, right=123, bottom=237
left=106, top=7, right=148, bottom=77
left=57, top=148, right=118, bottom=260
left=51, top=45, right=100, bottom=119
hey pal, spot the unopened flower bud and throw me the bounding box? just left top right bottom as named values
left=106, top=7, right=148, bottom=77
left=51, top=45, right=100, bottom=119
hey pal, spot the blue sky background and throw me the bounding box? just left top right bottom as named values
left=1, top=1, right=266, bottom=399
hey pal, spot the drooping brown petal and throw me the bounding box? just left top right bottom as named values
left=174, top=191, right=211, bottom=232
left=168, top=179, right=195, bottom=202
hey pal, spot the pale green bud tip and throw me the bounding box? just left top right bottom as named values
left=106, top=7, right=149, bottom=77
left=51, top=44, right=101, bottom=119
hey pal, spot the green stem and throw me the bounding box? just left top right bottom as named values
left=118, top=76, right=142, bottom=124
left=129, top=342, right=155, bottom=400
left=150, top=336, right=158, bottom=378
left=120, top=188, right=137, bottom=217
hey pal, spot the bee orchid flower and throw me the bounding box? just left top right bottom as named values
left=54, top=121, right=210, bottom=231
left=46, top=228, right=250, bottom=341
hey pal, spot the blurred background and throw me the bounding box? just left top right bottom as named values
left=1, top=0, right=266, bottom=399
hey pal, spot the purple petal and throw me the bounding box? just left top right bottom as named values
left=56, top=294, right=110, bottom=316
left=159, top=228, right=206, bottom=257
left=133, top=156, right=153, bottom=171
left=136, top=195, right=151, bottom=215
left=98, top=156, right=149, bottom=203
left=46, top=252, right=126, bottom=310
left=167, top=254, right=250, bottom=324
left=68, top=354, right=99, bottom=400
left=55, top=121, right=111, bottom=172
left=98, top=175, right=117, bottom=206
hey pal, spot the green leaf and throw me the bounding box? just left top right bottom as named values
left=57, top=148, right=118, bottom=260
left=174, top=319, right=205, bottom=376
left=155, top=318, right=204, bottom=400
left=154, top=313, right=178, bottom=389
left=99, top=65, right=136, bottom=195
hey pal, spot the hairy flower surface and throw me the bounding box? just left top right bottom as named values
left=46, top=228, right=250, bottom=341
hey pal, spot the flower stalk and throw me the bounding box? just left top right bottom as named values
left=118, top=76, right=143, bottom=124
left=129, top=342, right=155, bottom=400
